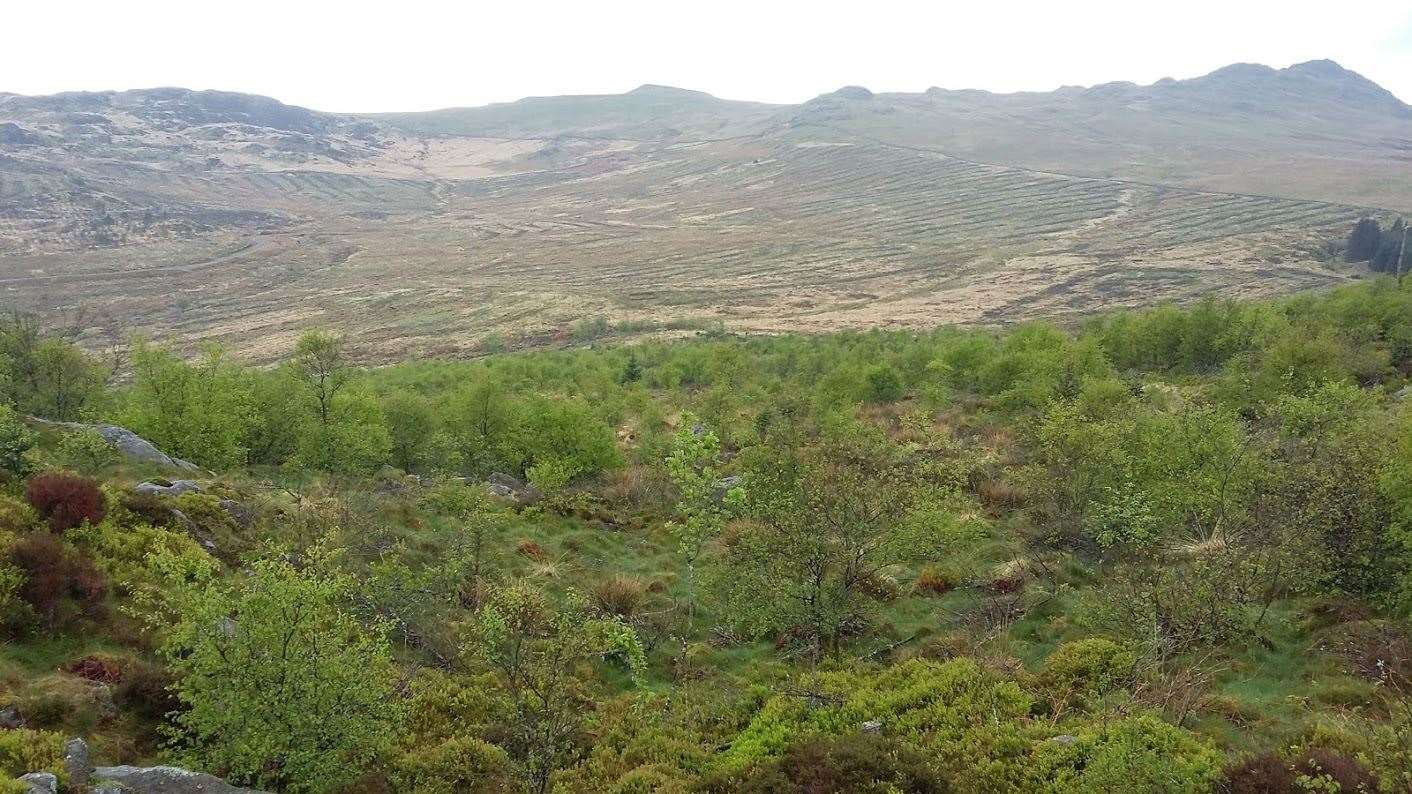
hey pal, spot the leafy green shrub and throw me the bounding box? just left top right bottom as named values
left=515, top=397, right=621, bottom=483
left=391, top=735, right=514, bottom=794
left=0, top=562, right=32, bottom=635
left=559, top=694, right=714, bottom=793
left=0, top=727, right=64, bottom=781
left=53, top=428, right=118, bottom=474
left=1080, top=553, right=1257, bottom=654
left=1031, top=713, right=1223, bottom=793
left=0, top=495, right=37, bottom=535
left=120, top=342, right=253, bottom=470
left=398, top=669, right=507, bottom=751
left=158, top=545, right=396, bottom=792
left=0, top=406, right=36, bottom=478
left=1039, top=637, right=1138, bottom=712
left=69, top=519, right=210, bottom=596
left=864, top=365, right=904, bottom=403
left=719, top=659, right=1033, bottom=790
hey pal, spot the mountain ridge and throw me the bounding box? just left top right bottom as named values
left=0, top=58, right=1408, bottom=361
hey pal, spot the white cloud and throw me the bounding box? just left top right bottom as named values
left=6, top=0, right=1412, bottom=110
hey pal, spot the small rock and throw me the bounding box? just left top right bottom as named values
left=485, top=472, right=542, bottom=505
left=860, top=719, right=882, bottom=734
left=1394, top=385, right=1411, bottom=401
left=134, top=480, right=202, bottom=497
left=486, top=471, right=527, bottom=490
left=88, top=683, right=117, bottom=722
left=17, top=771, right=56, bottom=794
left=0, top=704, right=24, bottom=728
left=218, top=500, right=254, bottom=529
left=711, top=476, right=742, bottom=503
left=1049, top=734, right=1079, bottom=746
left=63, top=738, right=93, bottom=788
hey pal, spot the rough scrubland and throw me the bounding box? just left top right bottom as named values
left=0, top=278, right=1409, bottom=791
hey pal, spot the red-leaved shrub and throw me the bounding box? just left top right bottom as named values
left=25, top=471, right=106, bottom=533
left=8, top=533, right=107, bottom=625
left=1222, top=749, right=1380, bottom=794
left=1292, top=749, right=1379, bottom=793
left=516, top=539, right=545, bottom=560
left=706, top=734, right=945, bottom=793
left=64, top=654, right=124, bottom=684
left=113, top=658, right=179, bottom=722
left=1222, top=753, right=1295, bottom=793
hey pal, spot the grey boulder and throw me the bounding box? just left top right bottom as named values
left=17, top=771, right=56, bottom=794
left=485, top=472, right=542, bottom=505
left=29, top=420, right=200, bottom=472
left=64, top=737, right=92, bottom=788
left=91, top=765, right=267, bottom=793
left=92, top=425, right=200, bottom=471
left=134, top=480, right=202, bottom=497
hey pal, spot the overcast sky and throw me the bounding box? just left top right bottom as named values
left=9, top=1, right=1412, bottom=112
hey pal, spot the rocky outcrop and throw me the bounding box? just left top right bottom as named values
left=29, top=420, right=200, bottom=472
left=485, top=472, right=542, bottom=506
left=0, top=122, right=44, bottom=146
left=15, top=735, right=262, bottom=792
left=218, top=499, right=255, bottom=529
left=89, top=765, right=266, bottom=793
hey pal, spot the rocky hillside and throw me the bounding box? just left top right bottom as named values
left=0, top=61, right=1407, bottom=361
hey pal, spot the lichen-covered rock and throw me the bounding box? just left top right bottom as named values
left=90, top=765, right=266, bottom=793
left=17, top=772, right=56, bottom=794
left=0, top=705, right=24, bottom=729
left=217, top=500, right=254, bottom=529
left=134, top=480, right=202, bottom=497
left=485, top=472, right=542, bottom=505
left=63, top=737, right=92, bottom=788
left=28, top=420, right=199, bottom=472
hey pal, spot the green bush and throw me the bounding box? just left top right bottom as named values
left=719, top=659, right=1034, bottom=790
left=391, top=735, right=514, bottom=794
left=864, top=365, right=904, bottom=403
left=1039, top=637, right=1138, bottom=711
left=1031, top=713, right=1223, bottom=793
left=53, top=429, right=118, bottom=474
left=0, top=405, right=35, bottom=477
left=0, top=727, right=64, bottom=781
left=158, top=545, right=396, bottom=792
